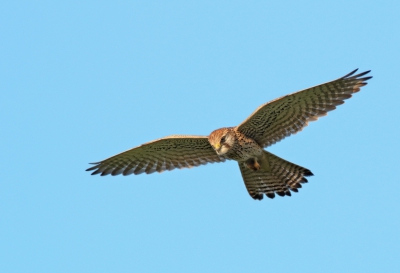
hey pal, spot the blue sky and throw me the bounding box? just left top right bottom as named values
left=1, top=1, right=400, bottom=272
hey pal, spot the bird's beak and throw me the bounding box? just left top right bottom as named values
left=214, top=143, right=221, bottom=150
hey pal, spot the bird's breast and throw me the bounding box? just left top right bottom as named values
left=226, top=131, right=263, bottom=161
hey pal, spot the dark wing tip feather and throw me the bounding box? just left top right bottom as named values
left=86, top=167, right=97, bottom=172
left=90, top=169, right=102, bottom=175
left=359, top=76, right=373, bottom=81
left=341, top=69, right=373, bottom=82
left=341, top=68, right=359, bottom=78
left=353, top=70, right=371, bottom=78
left=86, top=162, right=101, bottom=172
left=343, top=69, right=372, bottom=80
left=294, top=183, right=302, bottom=189
left=86, top=162, right=103, bottom=174
left=304, top=170, right=314, bottom=177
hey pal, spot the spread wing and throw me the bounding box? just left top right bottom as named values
left=86, top=135, right=227, bottom=176
left=236, top=69, right=372, bottom=148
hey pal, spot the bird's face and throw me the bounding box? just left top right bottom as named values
left=208, top=128, right=235, bottom=155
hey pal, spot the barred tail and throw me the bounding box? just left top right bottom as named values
left=238, top=150, right=313, bottom=200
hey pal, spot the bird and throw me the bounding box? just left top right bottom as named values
left=87, top=69, right=372, bottom=200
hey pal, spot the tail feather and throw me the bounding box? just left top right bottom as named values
left=238, top=150, right=313, bottom=200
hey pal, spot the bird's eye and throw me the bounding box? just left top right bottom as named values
left=220, top=136, right=226, bottom=143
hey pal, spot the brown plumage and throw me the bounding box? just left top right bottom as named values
left=87, top=69, right=372, bottom=200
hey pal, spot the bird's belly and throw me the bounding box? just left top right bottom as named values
left=226, top=143, right=263, bottom=161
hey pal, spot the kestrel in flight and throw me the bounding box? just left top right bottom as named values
left=87, top=69, right=372, bottom=200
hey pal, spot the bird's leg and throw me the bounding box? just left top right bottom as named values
left=245, top=158, right=261, bottom=171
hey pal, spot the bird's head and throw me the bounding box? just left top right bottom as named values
left=208, top=127, right=236, bottom=155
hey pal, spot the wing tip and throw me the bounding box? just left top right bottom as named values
left=90, top=169, right=102, bottom=175
left=304, top=170, right=314, bottom=177
left=342, top=69, right=372, bottom=81
left=341, top=68, right=359, bottom=78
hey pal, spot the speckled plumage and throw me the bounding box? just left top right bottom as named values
left=87, top=69, right=372, bottom=200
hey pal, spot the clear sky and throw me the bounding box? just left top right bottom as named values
left=1, top=1, right=399, bottom=272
